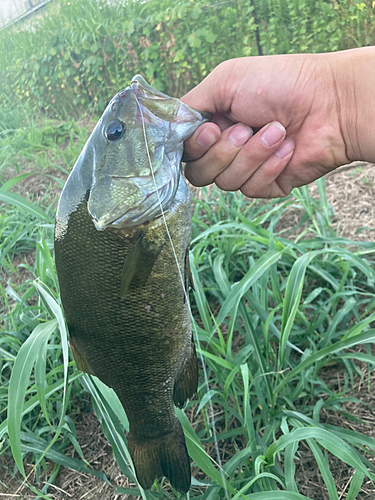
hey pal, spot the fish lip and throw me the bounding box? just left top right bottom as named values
left=130, top=74, right=167, bottom=98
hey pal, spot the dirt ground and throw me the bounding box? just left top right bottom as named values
left=1, top=162, right=374, bottom=499
left=313, top=162, right=375, bottom=240
left=279, top=161, right=375, bottom=242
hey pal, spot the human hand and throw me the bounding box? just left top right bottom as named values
left=182, top=47, right=375, bottom=198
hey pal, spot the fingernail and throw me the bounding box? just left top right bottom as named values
left=196, top=127, right=219, bottom=148
left=261, top=121, right=286, bottom=147
left=275, top=138, right=295, bottom=158
left=229, top=124, right=253, bottom=147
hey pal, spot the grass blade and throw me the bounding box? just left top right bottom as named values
left=275, top=330, right=375, bottom=393
left=176, top=408, right=236, bottom=494
left=346, top=470, right=365, bottom=500
left=279, top=253, right=309, bottom=366
left=245, top=492, right=313, bottom=499
left=8, top=319, right=58, bottom=475
left=0, top=191, right=52, bottom=221
left=215, top=250, right=282, bottom=330
left=264, top=427, right=373, bottom=480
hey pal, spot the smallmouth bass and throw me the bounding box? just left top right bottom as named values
left=54, top=76, right=210, bottom=493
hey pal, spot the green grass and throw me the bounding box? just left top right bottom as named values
left=2, top=1, right=375, bottom=495
left=1, top=117, right=375, bottom=499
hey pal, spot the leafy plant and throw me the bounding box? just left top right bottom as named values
left=1, top=173, right=375, bottom=498
left=2, top=1, right=375, bottom=497
left=2, top=0, right=374, bottom=121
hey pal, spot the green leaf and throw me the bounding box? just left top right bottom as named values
left=188, top=33, right=201, bottom=48
left=306, top=438, right=338, bottom=500
left=215, top=250, right=282, bottom=330
left=198, top=349, right=234, bottom=370
left=0, top=372, right=82, bottom=442
left=35, top=334, right=51, bottom=426
left=197, top=389, right=219, bottom=413
left=205, top=31, right=217, bottom=43
left=279, top=253, right=309, bottom=366
left=346, top=470, right=365, bottom=500
left=275, top=330, right=375, bottom=393
left=80, top=375, right=137, bottom=485
left=190, top=7, right=202, bottom=20
left=0, top=191, right=52, bottom=221
left=265, top=427, right=373, bottom=480
left=20, top=433, right=110, bottom=484
left=8, top=319, right=58, bottom=476
left=0, top=173, right=35, bottom=192
left=176, top=409, right=236, bottom=494
left=93, top=377, right=129, bottom=431
left=246, top=492, right=313, bottom=499
left=240, top=364, right=256, bottom=449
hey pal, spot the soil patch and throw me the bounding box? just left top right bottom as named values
left=276, top=161, right=375, bottom=241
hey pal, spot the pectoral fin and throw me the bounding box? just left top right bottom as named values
left=120, top=233, right=162, bottom=298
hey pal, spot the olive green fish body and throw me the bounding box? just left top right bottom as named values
left=55, top=76, right=209, bottom=493
left=55, top=179, right=193, bottom=425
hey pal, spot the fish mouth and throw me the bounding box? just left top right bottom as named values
left=130, top=74, right=212, bottom=124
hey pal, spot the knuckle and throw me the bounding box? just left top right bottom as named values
left=240, top=185, right=256, bottom=198
left=185, top=165, right=210, bottom=187
left=215, top=175, right=231, bottom=191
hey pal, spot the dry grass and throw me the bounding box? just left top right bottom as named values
left=277, top=162, right=375, bottom=242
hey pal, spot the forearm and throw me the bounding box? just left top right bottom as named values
left=332, top=46, right=375, bottom=163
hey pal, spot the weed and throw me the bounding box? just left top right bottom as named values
left=1, top=169, right=375, bottom=498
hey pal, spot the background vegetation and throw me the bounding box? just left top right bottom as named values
left=1, top=0, right=375, bottom=499
left=1, top=0, right=375, bottom=122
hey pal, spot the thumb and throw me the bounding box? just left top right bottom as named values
left=181, top=58, right=270, bottom=129
left=181, top=61, right=235, bottom=116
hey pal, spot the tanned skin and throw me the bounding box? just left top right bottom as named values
left=182, top=47, right=375, bottom=199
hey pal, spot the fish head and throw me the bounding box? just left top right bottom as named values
left=79, top=75, right=210, bottom=230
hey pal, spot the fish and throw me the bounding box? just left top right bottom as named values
left=54, top=75, right=210, bottom=493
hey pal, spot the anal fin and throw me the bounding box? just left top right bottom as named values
left=173, top=342, right=198, bottom=408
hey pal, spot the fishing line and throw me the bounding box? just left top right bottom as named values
left=135, top=94, right=230, bottom=498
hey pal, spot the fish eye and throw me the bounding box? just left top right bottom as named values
left=106, top=120, right=126, bottom=141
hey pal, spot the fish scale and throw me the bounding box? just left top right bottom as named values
left=54, top=75, right=210, bottom=493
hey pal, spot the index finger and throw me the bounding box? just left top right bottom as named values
left=183, top=122, right=221, bottom=161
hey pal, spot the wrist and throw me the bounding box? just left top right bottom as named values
left=332, top=47, right=375, bottom=163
